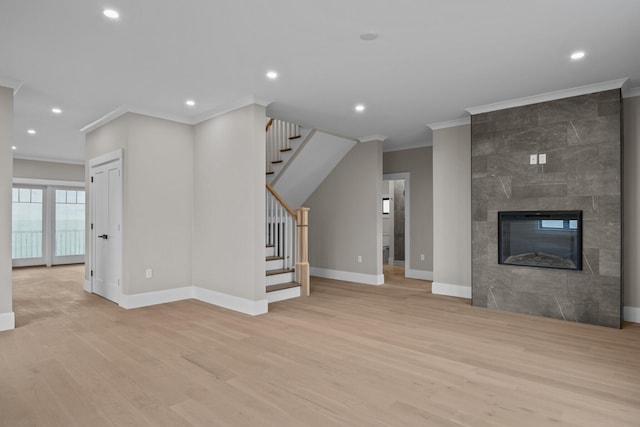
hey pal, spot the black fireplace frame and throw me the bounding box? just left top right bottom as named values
left=498, top=210, right=583, bottom=271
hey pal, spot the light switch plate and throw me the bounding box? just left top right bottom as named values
left=539, top=153, right=547, bottom=164
left=530, top=154, right=538, bottom=165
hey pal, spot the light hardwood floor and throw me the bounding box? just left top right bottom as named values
left=2, top=265, right=640, bottom=426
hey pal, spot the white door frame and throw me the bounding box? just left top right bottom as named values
left=89, top=149, right=123, bottom=303
left=383, top=172, right=410, bottom=276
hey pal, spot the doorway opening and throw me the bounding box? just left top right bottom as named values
left=382, top=173, right=410, bottom=280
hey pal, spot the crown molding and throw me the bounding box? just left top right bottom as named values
left=383, top=140, right=431, bottom=153
left=0, top=77, right=24, bottom=94
left=625, top=86, right=640, bottom=98
left=427, top=117, right=470, bottom=130
left=192, top=95, right=273, bottom=124
left=81, top=96, right=274, bottom=133
left=466, top=78, right=629, bottom=115
left=13, top=154, right=85, bottom=165
left=358, top=134, right=387, bottom=143
left=80, top=105, right=129, bottom=133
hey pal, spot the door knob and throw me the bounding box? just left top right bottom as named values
left=98, top=234, right=108, bottom=239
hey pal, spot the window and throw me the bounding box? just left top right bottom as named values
left=539, top=219, right=578, bottom=230
left=12, top=187, right=44, bottom=260
left=55, top=189, right=86, bottom=258
left=12, top=185, right=85, bottom=266
left=382, top=198, right=390, bottom=215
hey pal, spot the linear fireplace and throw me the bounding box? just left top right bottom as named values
left=498, top=211, right=582, bottom=270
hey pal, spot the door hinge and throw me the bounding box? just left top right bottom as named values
left=91, top=176, right=94, bottom=183
left=91, top=223, right=94, bottom=230
left=91, top=270, right=93, bottom=277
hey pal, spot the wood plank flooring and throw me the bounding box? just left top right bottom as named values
left=2, top=264, right=640, bottom=426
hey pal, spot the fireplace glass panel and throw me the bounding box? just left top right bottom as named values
left=498, top=211, right=582, bottom=270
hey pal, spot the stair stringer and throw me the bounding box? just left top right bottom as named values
left=271, top=129, right=358, bottom=209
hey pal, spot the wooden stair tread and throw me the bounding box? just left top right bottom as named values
left=266, top=282, right=300, bottom=293
left=266, top=244, right=274, bottom=248
left=271, top=160, right=283, bottom=164
left=266, top=256, right=284, bottom=261
left=280, top=148, right=292, bottom=152
left=266, top=268, right=294, bottom=276
left=266, top=171, right=274, bottom=175
left=288, top=135, right=301, bottom=140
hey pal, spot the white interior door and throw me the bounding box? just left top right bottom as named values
left=91, top=152, right=122, bottom=304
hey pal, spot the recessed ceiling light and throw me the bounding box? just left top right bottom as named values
left=12, top=146, right=16, bottom=150
left=27, top=129, right=36, bottom=135
left=266, top=71, right=278, bottom=80
left=103, top=9, right=120, bottom=19
left=185, top=99, right=196, bottom=107
left=570, top=51, right=585, bottom=60
left=355, top=104, right=365, bottom=112
left=360, top=33, right=379, bottom=41
left=51, top=107, right=62, bottom=114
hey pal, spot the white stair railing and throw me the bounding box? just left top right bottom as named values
left=266, top=118, right=300, bottom=173
left=266, top=183, right=297, bottom=271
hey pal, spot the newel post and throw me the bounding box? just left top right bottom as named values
left=296, top=207, right=310, bottom=296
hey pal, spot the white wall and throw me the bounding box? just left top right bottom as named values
left=624, top=95, right=640, bottom=318
left=305, top=141, right=383, bottom=285
left=0, top=86, right=13, bottom=330
left=383, top=147, right=433, bottom=278
left=192, top=104, right=266, bottom=301
left=13, top=159, right=84, bottom=182
left=432, top=125, right=472, bottom=298
left=86, top=113, right=194, bottom=296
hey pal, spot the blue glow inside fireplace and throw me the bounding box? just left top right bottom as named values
left=498, top=211, right=583, bottom=270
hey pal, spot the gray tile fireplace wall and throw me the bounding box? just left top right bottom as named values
left=471, top=89, right=622, bottom=328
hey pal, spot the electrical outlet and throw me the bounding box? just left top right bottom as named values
left=145, top=269, right=153, bottom=279
left=420, top=254, right=425, bottom=261
left=357, top=256, right=362, bottom=263
left=530, top=154, right=538, bottom=165
left=539, top=153, right=547, bottom=164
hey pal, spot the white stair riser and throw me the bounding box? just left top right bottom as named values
left=266, top=272, right=295, bottom=286
left=265, top=246, right=275, bottom=257
left=266, top=259, right=285, bottom=270
left=267, top=286, right=301, bottom=303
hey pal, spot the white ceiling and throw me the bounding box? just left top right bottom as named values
left=1, top=0, right=639, bottom=164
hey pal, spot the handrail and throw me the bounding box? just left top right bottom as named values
left=266, top=182, right=296, bottom=218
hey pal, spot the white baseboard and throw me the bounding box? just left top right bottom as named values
left=117, top=286, right=267, bottom=316
left=406, top=269, right=433, bottom=281
left=0, top=312, right=15, bottom=331
left=120, top=286, right=193, bottom=309
left=624, top=306, right=640, bottom=323
left=432, top=282, right=472, bottom=299
left=310, top=267, right=384, bottom=285
left=193, top=287, right=268, bottom=316
left=267, top=286, right=301, bottom=303
left=83, top=279, right=91, bottom=293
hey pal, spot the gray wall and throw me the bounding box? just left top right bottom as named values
left=624, top=95, right=640, bottom=310
left=433, top=125, right=471, bottom=291
left=306, top=141, right=383, bottom=280
left=86, top=113, right=194, bottom=295
left=0, top=87, right=13, bottom=320
left=192, top=105, right=266, bottom=301
left=383, top=147, right=433, bottom=274
left=471, top=90, right=623, bottom=328
left=13, top=159, right=84, bottom=182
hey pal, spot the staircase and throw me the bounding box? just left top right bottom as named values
left=265, top=182, right=309, bottom=303
left=266, top=120, right=358, bottom=209
left=264, top=118, right=353, bottom=303
left=265, top=243, right=299, bottom=303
